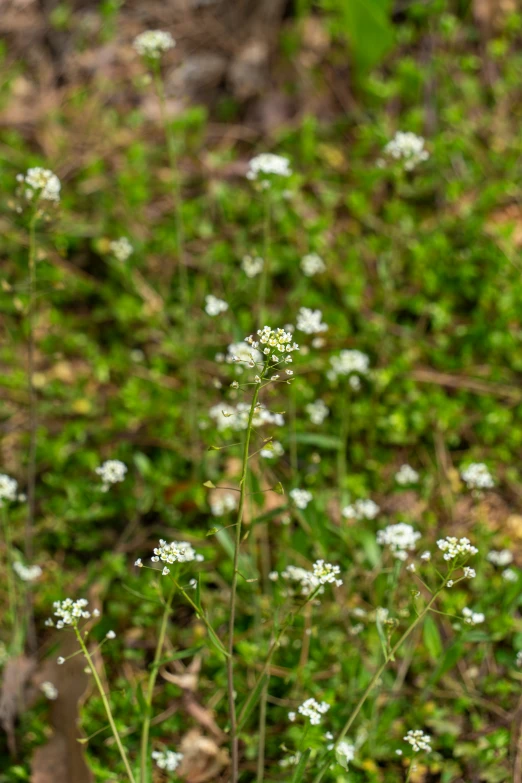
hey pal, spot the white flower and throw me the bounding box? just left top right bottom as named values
left=312, top=559, right=342, bottom=587
left=281, top=565, right=319, bottom=595
left=135, top=558, right=143, bottom=567
left=328, top=350, right=370, bottom=381
left=151, top=539, right=199, bottom=565
left=106, top=630, right=116, bottom=639
left=462, top=607, right=485, bottom=626
left=377, top=523, right=421, bottom=560
left=420, top=551, right=431, bottom=561
left=406, top=563, right=416, bottom=573
left=290, top=488, right=312, bottom=509
left=109, top=237, right=133, bottom=262
left=384, top=132, right=429, bottom=171
left=404, top=729, right=432, bottom=752
left=162, top=567, right=170, bottom=576
left=226, top=341, right=263, bottom=369
left=395, top=464, right=419, bottom=485
left=57, top=657, right=65, bottom=665
left=297, top=697, right=330, bottom=726
left=463, top=567, right=476, bottom=579
left=296, top=307, right=328, bottom=335
left=95, top=460, right=127, bottom=489
left=447, top=580, right=454, bottom=588
left=460, top=463, right=494, bottom=490
left=21, top=167, right=61, bottom=202
left=300, top=253, right=326, bottom=277
left=13, top=562, right=42, bottom=582
left=487, top=549, right=513, bottom=567
left=336, top=740, right=355, bottom=769
left=288, top=711, right=296, bottom=722
left=279, top=752, right=301, bottom=767
left=260, top=441, right=284, bottom=459
left=210, top=493, right=237, bottom=516
left=342, top=499, right=380, bottom=521
left=437, top=537, right=478, bottom=561
left=0, top=474, right=18, bottom=504
left=40, top=681, right=58, bottom=700
left=241, top=255, right=264, bottom=278
left=502, top=568, right=518, bottom=583
left=205, top=295, right=229, bottom=316
left=246, top=153, right=292, bottom=180
left=245, top=326, right=299, bottom=361
left=151, top=749, right=183, bottom=772
left=47, top=598, right=91, bottom=629
left=306, top=399, right=329, bottom=425
left=134, top=30, right=175, bottom=59
left=268, top=571, right=279, bottom=581
left=209, top=402, right=284, bottom=432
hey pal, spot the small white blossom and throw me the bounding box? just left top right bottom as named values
left=288, top=711, right=296, bottom=722
left=151, top=539, right=199, bottom=565
left=281, top=565, right=319, bottom=595
left=246, top=153, right=292, bottom=181
left=296, top=307, right=328, bottom=335
left=268, top=571, right=279, bottom=581
left=57, top=657, right=65, bottom=665
left=134, top=30, right=175, bottom=59
left=300, top=253, right=325, bottom=277
left=205, top=295, right=229, bottom=316
left=47, top=598, right=91, bottom=629
left=312, top=559, right=342, bottom=587
left=210, top=493, right=237, bottom=516
left=463, top=567, right=476, bottom=579
left=106, top=630, right=116, bottom=639
left=328, top=350, right=370, bottom=382
left=135, top=558, right=143, bottom=567
left=342, top=499, right=380, bottom=521
left=406, top=563, right=416, bottom=573
left=502, top=568, right=518, bottom=583
left=384, top=132, right=429, bottom=171
left=290, top=488, right=312, bottom=509
left=395, top=464, right=419, bottom=485
left=21, top=167, right=61, bottom=202
left=336, top=740, right=355, bottom=769
left=40, top=681, right=58, bottom=700
left=95, top=460, right=127, bottom=490
left=462, top=607, right=485, bottom=626
left=260, top=441, right=284, bottom=459
left=306, top=399, right=329, bottom=425
left=297, top=697, right=330, bottom=725
left=109, top=237, right=133, bottom=262
left=487, top=549, right=513, bottom=567
left=437, top=537, right=478, bottom=561
left=162, top=567, right=170, bottom=576
left=0, top=474, right=18, bottom=504
left=420, top=551, right=431, bottom=561
left=151, top=749, right=183, bottom=772
left=404, top=729, right=432, bottom=752
left=241, top=254, right=264, bottom=278
left=13, top=562, right=42, bottom=582
left=279, top=752, right=301, bottom=768
left=461, top=463, right=494, bottom=490
left=447, top=580, right=454, bottom=588
left=377, top=523, right=421, bottom=560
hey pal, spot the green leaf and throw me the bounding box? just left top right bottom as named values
left=291, top=748, right=312, bottom=782
left=237, top=673, right=269, bottom=732
left=273, top=481, right=285, bottom=495
left=203, top=480, right=216, bottom=488
left=323, top=0, right=394, bottom=73
left=294, top=433, right=342, bottom=450
left=423, top=614, right=443, bottom=661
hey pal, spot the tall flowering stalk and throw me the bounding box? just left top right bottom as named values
left=1, top=476, right=20, bottom=651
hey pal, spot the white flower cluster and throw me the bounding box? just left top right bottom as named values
left=18, top=167, right=61, bottom=202
left=241, top=254, right=264, bottom=278
left=46, top=598, right=91, bottom=629
left=313, top=559, right=343, bottom=587
left=109, top=237, right=133, bottom=262
left=328, top=350, right=370, bottom=382
left=0, top=474, right=18, bottom=504
left=300, top=253, right=325, bottom=277
left=384, top=132, right=429, bottom=171
left=151, top=749, right=183, bottom=772
left=296, top=307, right=328, bottom=335
left=246, top=153, right=292, bottom=181
left=461, top=463, right=494, bottom=490
left=487, top=549, right=513, bottom=567
left=225, top=341, right=263, bottom=368
left=13, top=562, right=42, bottom=582
left=462, top=607, right=485, bottom=626
left=395, top=464, right=419, bottom=485
left=209, top=402, right=284, bottom=432
left=502, top=568, right=518, bottom=583
left=376, top=523, right=421, bottom=560
left=40, top=681, right=58, bottom=700
left=260, top=440, right=284, bottom=459
left=245, top=326, right=299, bottom=363
left=342, top=499, right=380, bottom=521
left=294, top=697, right=330, bottom=726
left=436, top=537, right=478, bottom=561
left=95, top=460, right=127, bottom=490
left=289, top=488, right=312, bottom=509
left=205, top=295, right=229, bottom=316
left=210, top=493, right=237, bottom=516
left=336, top=740, right=355, bottom=768
left=281, top=565, right=318, bottom=595
left=134, top=30, right=175, bottom=59
left=151, top=539, right=200, bottom=566
left=306, top=399, right=329, bottom=425
left=404, top=729, right=432, bottom=752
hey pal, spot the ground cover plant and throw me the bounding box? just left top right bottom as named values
left=2, top=1, right=522, bottom=781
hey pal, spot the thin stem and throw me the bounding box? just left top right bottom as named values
left=74, top=628, right=136, bottom=783
left=2, top=506, right=19, bottom=651
left=140, top=585, right=176, bottom=783
left=26, top=213, right=37, bottom=561
left=227, top=380, right=262, bottom=783
left=258, top=190, right=271, bottom=327
left=337, top=384, right=350, bottom=507
left=256, top=680, right=268, bottom=783
left=312, top=586, right=446, bottom=783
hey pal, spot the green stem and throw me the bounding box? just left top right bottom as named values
left=256, top=679, right=269, bottom=783
left=312, top=586, right=446, bottom=783
left=227, top=379, right=262, bottom=783
left=140, top=585, right=176, bottom=783
left=74, top=628, right=136, bottom=783
left=258, top=190, right=271, bottom=327
left=2, top=506, right=19, bottom=651
left=337, top=384, right=351, bottom=508
left=26, top=213, right=37, bottom=561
